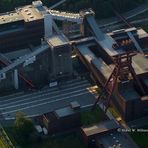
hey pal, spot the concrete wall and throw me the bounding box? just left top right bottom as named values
left=0, top=19, right=44, bottom=53
left=49, top=45, right=73, bottom=79
left=0, top=43, right=73, bottom=92
left=0, top=47, right=50, bottom=92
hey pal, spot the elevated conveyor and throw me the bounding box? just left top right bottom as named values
left=0, top=45, right=49, bottom=76
left=53, top=20, right=61, bottom=34
left=127, top=31, right=144, bottom=54
left=86, top=15, right=123, bottom=57
left=48, top=9, right=83, bottom=24
left=86, top=15, right=105, bottom=41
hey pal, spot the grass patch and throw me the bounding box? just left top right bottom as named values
left=4, top=127, right=18, bottom=147
left=36, top=132, right=86, bottom=148
left=4, top=108, right=107, bottom=148
left=4, top=128, right=86, bottom=148
left=136, top=24, right=148, bottom=32
left=108, top=106, right=120, bottom=118
left=130, top=126, right=148, bottom=148
left=81, top=108, right=107, bottom=126
left=142, top=25, right=148, bottom=32
left=0, top=138, right=6, bottom=148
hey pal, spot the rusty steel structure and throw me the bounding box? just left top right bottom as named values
left=92, top=51, right=146, bottom=112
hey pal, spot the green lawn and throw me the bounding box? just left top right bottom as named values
left=142, top=25, right=148, bottom=32
left=0, top=138, right=6, bottom=148
left=30, top=132, right=86, bottom=148
left=130, top=126, right=148, bottom=148
left=5, top=128, right=86, bottom=148
left=5, top=107, right=107, bottom=148
left=81, top=107, right=107, bottom=126
left=137, top=24, right=148, bottom=32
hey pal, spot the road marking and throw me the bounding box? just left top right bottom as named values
left=4, top=104, right=94, bottom=120
left=0, top=79, right=88, bottom=103
left=0, top=81, right=90, bottom=106
left=2, top=92, right=90, bottom=115
left=0, top=83, right=89, bottom=106
left=0, top=91, right=24, bottom=99
left=0, top=87, right=91, bottom=110
left=81, top=104, right=93, bottom=108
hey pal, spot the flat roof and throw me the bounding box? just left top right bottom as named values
left=0, top=11, right=23, bottom=25
left=16, top=5, right=43, bottom=22
left=0, top=3, right=47, bottom=25
left=81, top=120, right=119, bottom=137
left=54, top=106, right=75, bottom=118
left=133, top=54, right=148, bottom=74
left=78, top=45, right=112, bottom=79
left=47, top=35, right=68, bottom=47
left=108, top=28, right=148, bottom=41
left=109, top=27, right=147, bottom=36
left=92, top=58, right=112, bottom=79
left=141, top=96, right=148, bottom=101
left=119, top=82, right=140, bottom=101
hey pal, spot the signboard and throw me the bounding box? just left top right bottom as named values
left=49, top=81, right=58, bottom=87
left=23, top=56, right=36, bottom=67
left=0, top=73, right=6, bottom=80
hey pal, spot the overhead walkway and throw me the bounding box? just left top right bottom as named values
left=47, top=9, right=83, bottom=23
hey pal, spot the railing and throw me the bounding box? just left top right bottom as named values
left=0, top=124, right=15, bottom=148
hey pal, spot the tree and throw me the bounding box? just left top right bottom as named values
left=13, top=112, right=35, bottom=144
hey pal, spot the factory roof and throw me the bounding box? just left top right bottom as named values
left=16, top=4, right=44, bottom=22
left=133, top=54, right=148, bottom=74
left=108, top=27, right=148, bottom=41
left=77, top=45, right=112, bottom=79
left=81, top=120, right=119, bottom=137
left=0, top=11, right=23, bottom=25
left=54, top=106, right=75, bottom=118
left=47, top=35, right=69, bottom=48
left=0, top=2, right=47, bottom=25
left=119, top=82, right=141, bottom=101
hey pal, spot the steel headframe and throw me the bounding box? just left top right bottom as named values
left=92, top=51, right=146, bottom=112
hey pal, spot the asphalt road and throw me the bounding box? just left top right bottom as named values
left=0, top=78, right=97, bottom=120
left=98, top=1, right=148, bottom=27
left=98, top=131, right=138, bottom=148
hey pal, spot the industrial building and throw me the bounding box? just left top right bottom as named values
left=75, top=11, right=148, bottom=121
left=81, top=120, right=137, bottom=148
left=0, top=1, right=46, bottom=52
left=42, top=101, right=81, bottom=134
left=0, top=1, right=74, bottom=91
left=0, top=1, right=147, bottom=122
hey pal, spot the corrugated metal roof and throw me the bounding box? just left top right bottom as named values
left=81, top=120, right=119, bottom=137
